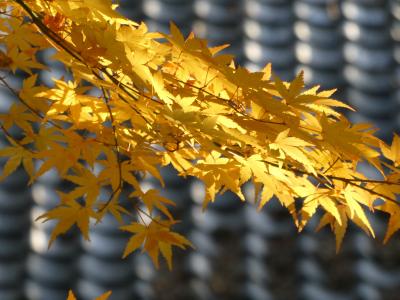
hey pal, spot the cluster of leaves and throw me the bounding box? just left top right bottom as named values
left=1, top=0, right=400, bottom=272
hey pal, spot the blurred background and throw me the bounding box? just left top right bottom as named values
left=1, top=0, right=400, bottom=299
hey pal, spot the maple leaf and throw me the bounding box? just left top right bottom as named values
left=0, top=49, right=12, bottom=68
left=236, top=154, right=282, bottom=210
left=19, top=74, right=49, bottom=111
left=34, top=143, right=80, bottom=178
left=333, top=208, right=348, bottom=253
left=299, top=189, right=342, bottom=231
left=381, top=134, right=400, bottom=167
left=4, top=18, right=47, bottom=51
left=121, top=219, right=193, bottom=270
left=8, top=47, right=46, bottom=74
left=36, top=192, right=99, bottom=246
left=152, top=71, right=174, bottom=106
left=0, top=141, right=35, bottom=181
left=63, top=130, right=103, bottom=168
left=97, top=149, right=122, bottom=191
left=132, top=155, right=165, bottom=187
left=377, top=201, right=400, bottom=243
left=36, top=79, right=91, bottom=117
left=272, top=71, right=306, bottom=108
left=0, top=103, right=37, bottom=133
left=312, top=89, right=354, bottom=111
left=54, top=0, right=137, bottom=26
left=270, top=128, right=315, bottom=173
left=96, top=189, right=132, bottom=224
left=64, top=167, right=104, bottom=207
left=188, top=151, right=245, bottom=208
left=161, top=149, right=194, bottom=174
left=43, top=12, right=67, bottom=33
left=320, top=115, right=367, bottom=160
left=316, top=206, right=348, bottom=253
left=130, top=188, right=175, bottom=220
left=342, top=185, right=374, bottom=237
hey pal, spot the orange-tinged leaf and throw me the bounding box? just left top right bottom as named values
left=67, top=290, right=76, bottom=300
left=66, top=290, right=111, bottom=300
left=95, top=291, right=112, bottom=300
left=122, top=231, right=146, bottom=258
left=0, top=150, right=22, bottom=180
left=159, top=241, right=173, bottom=270
left=0, top=49, right=12, bottom=69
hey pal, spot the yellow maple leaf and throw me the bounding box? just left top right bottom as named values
left=8, top=47, right=46, bottom=74
left=342, top=185, right=374, bottom=237
left=130, top=188, right=175, bottom=220
left=377, top=201, right=400, bottom=244
left=36, top=79, right=91, bottom=117
left=0, top=103, right=37, bottom=132
left=36, top=193, right=98, bottom=246
left=273, top=71, right=304, bottom=104
left=120, top=219, right=193, bottom=270
left=34, top=143, right=80, bottom=179
left=188, top=151, right=245, bottom=208
left=0, top=142, right=35, bottom=181
left=64, top=167, right=103, bottom=207
left=316, top=206, right=348, bottom=253
left=381, top=134, right=400, bottom=167
left=299, top=190, right=341, bottom=231
left=19, top=74, right=49, bottom=111
left=152, top=71, right=174, bottom=106
left=270, top=128, right=315, bottom=173
left=4, top=18, right=47, bottom=51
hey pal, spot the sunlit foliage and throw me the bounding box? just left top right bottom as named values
left=1, top=0, right=400, bottom=272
